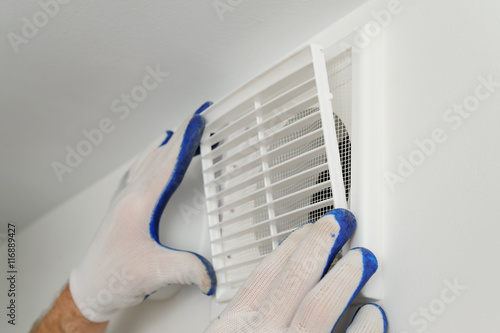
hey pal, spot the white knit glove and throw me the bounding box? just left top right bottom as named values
left=69, top=103, right=217, bottom=322
left=205, top=209, right=387, bottom=333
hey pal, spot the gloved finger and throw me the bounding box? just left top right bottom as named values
left=126, top=130, right=173, bottom=184
left=289, top=248, right=378, bottom=333
left=257, top=209, right=356, bottom=329
left=157, top=102, right=211, bottom=150
left=346, top=303, right=388, bottom=333
left=158, top=130, right=174, bottom=148
left=224, top=222, right=314, bottom=313
left=192, top=101, right=212, bottom=156
left=127, top=101, right=211, bottom=184
left=148, top=114, right=205, bottom=242
left=194, top=101, right=212, bottom=115
left=153, top=246, right=217, bottom=296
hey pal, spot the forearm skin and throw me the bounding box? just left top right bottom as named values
left=32, top=284, right=108, bottom=333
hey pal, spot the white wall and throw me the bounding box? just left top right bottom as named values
left=321, top=0, right=500, bottom=331
left=2, top=0, right=500, bottom=332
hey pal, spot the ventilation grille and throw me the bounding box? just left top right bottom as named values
left=200, top=46, right=352, bottom=302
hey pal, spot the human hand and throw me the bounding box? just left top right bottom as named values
left=69, top=103, right=217, bottom=322
left=205, top=209, right=387, bottom=333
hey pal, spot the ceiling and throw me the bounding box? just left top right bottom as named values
left=0, top=0, right=368, bottom=230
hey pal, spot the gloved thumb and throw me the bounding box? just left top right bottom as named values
left=347, top=303, right=387, bottom=333
left=153, top=246, right=217, bottom=296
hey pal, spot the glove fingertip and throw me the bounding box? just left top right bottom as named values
left=154, top=246, right=217, bottom=296
left=320, top=209, right=357, bottom=277
left=159, top=130, right=174, bottom=147
left=352, top=247, right=378, bottom=279
left=325, top=208, right=357, bottom=235
left=195, top=101, right=213, bottom=115
left=191, top=251, right=217, bottom=296
left=350, top=303, right=388, bottom=333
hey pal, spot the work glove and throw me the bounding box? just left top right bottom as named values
left=69, top=102, right=216, bottom=322
left=205, top=209, right=387, bottom=333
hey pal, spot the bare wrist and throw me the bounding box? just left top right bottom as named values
left=32, top=284, right=108, bottom=333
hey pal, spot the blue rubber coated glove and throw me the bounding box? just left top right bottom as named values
left=205, top=209, right=387, bottom=333
left=69, top=103, right=216, bottom=322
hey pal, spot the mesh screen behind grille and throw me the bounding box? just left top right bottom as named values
left=201, top=49, right=352, bottom=302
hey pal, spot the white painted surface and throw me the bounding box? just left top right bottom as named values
left=379, top=0, right=500, bottom=331
left=1, top=0, right=500, bottom=332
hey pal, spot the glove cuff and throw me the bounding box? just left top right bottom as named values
left=69, top=268, right=119, bottom=323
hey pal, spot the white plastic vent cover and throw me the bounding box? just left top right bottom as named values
left=200, top=39, right=382, bottom=307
